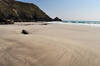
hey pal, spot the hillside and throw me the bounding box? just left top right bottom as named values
left=0, top=0, right=53, bottom=22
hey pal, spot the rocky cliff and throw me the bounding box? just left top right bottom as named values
left=0, top=0, right=53, bottom=22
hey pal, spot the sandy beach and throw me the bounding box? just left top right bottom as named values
left=0, top=22, right=100, bottom=66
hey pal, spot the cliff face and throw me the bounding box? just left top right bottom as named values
left=0, top=0, right=52, bottom=22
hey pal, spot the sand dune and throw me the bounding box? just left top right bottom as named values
left=0, top=23, right=100, bottom=66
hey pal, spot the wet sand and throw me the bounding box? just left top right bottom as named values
left=0, top=23, right=100, bottom=66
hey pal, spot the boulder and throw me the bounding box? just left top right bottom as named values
left=22, top=30, right=29, bottom=34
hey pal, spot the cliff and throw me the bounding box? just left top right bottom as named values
left=0, top=0, right=53, bottom=22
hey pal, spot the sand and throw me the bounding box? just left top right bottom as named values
left=0, top=22, right=100, bottom=66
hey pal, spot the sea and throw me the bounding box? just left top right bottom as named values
left=47, top=20, right=100, bottom=27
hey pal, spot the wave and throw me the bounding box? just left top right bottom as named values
left=46, top=21, right=100, bottom=27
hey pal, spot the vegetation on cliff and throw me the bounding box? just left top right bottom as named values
left=0, top=0, right=52, bottom=22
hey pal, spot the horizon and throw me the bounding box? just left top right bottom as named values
left=17, top=0, right=100, bottom=21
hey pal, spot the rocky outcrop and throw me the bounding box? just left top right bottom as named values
left=0, top=0, right=52, bottom=22
left=53, top=17, right=62, bottom=21
left=0, top=19, right=14, bottom=24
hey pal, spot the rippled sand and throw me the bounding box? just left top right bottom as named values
left=0, top=23, right=100, bottom=66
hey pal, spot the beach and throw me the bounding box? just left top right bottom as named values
left=0, top=22, right=100, bottom=66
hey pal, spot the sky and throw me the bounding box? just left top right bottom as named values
left=17, top=0, right=100, bottom=21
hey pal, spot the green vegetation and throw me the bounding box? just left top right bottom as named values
left=0, top=0, right=52, bottom=22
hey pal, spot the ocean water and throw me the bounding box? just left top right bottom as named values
left=47, top=21, right=100, bottom=27
left=63, top=20, right=100, bottom=24
left=63, top=20, right=100, bottom=27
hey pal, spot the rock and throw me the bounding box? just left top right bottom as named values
left=0, top=19, right=14, bottom=24
left=0, top=0, right=53, bottom=22
left=5, top=19, right=14, bottom=24
left=53, top=17, right=62, bottom=21
left=22, top=30, right=29, bottom=34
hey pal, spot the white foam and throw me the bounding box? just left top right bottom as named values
left=46, top=21, right=100, bottom=27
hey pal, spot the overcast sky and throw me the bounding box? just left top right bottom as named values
left=17, top=0, right=100, bottom=21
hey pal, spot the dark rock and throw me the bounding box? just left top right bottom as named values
left=5, top=19, right=14, bottom=24
left=0, top=19, right=14, bottom=24
left=53, top=17, right=62, bottom=21
left=0, top=0, right=53, bottom=22
left=22, top=30, right=29, bottom=34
